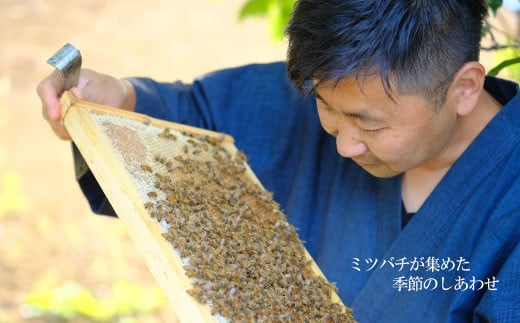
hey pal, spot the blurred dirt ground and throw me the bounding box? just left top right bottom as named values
left=0, top=0, right=285, bottom=322
left=0, top=1, right=518, bottom=322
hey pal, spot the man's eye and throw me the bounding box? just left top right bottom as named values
left=317, top=105, right=333, bottom=113
left=359, top=127, right=382, bottom=134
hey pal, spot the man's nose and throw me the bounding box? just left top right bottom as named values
left=336, top=127, right=367, bottom=158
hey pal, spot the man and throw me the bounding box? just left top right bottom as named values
left=38, top=0, right=519, bottom=321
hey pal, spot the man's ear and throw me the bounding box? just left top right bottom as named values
left=447, top=62, right=486, bottom=116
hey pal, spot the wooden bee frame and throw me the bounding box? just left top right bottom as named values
left=59, top=92, right=351, bottom=322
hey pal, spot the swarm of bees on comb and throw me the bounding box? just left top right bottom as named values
left=142, top=127, right=354, bottom=322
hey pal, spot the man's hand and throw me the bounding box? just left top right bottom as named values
left=36, top=68, right=136, bottom=140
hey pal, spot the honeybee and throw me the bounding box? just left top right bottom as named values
left=140, top=164, right=153, bottom=172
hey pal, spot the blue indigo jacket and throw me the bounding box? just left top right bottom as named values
left=74, top=62, right=520, bottom=322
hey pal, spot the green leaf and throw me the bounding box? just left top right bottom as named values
left=238, top=0, right=269, bottom=20
left=23, top=280, right=165, bottom=321
left=267, top=1, right=284, bottom=39
left=62, top=284, right=111, bottom=320
left=238, top=0, right=296, bottom=40
left=24, top=281, right=107, bottom=320
left=487, top=0, right=503, bottom=15
left=24, top=289, right=53, bottom=313
left=488, top=57, right=520, bottom=77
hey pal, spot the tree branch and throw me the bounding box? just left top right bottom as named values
left=481, top=42, right=520, bottom=51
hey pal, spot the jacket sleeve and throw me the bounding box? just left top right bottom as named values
left=73, top=143, right=116, bottom=216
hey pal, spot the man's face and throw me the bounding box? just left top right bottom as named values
left=314, top=76, right=458, bottom=178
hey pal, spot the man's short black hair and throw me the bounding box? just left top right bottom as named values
left=286, top=0, right=489, bottom=108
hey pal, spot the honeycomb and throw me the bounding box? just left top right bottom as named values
left=71, top=105, right=355, bottom=322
